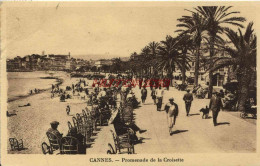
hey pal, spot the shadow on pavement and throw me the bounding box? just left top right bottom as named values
left=170, top=130, right=188, bottom=135
left=135, top=137, right=151, bottom=144
left=189, top=113, right=200, bottom=116
left=142, top=103, right=154, bottom=105
left=7, top=113, right=17, bottom=117
left=217, top=122, right=230, bottom=126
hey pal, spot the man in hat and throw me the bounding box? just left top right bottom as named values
left=164, top=97, right=179, bottom=135
left=209, top=92, right=223, bottom=126
left=183, top=89, right=193, bottom=116
left=47, top=121, right=63, bottom=140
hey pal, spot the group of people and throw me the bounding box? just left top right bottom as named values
left=48, top=73, right=226, bottom=149
left=139, top=83, right=224, bottom=135
left=30, top=88, right=41, bottom=95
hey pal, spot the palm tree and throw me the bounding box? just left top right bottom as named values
left=176, top=13, right=207, bottom=87
left=140, top=46, right=151, bottom=77
left=176, top=34, right=193, bottom=84
left=156, top=35, right=189, bottom=86
left=129, top=52, right=139, bottom=75
left=190, top=6, right=246, bottom=98
left=210, top=22, right=256, bottom=111
left=147, top=41, right=160, bottom=76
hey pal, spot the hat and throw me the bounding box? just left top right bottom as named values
left=169, top=97, right=174, bottom=101
left=50, top=121, right=59, bottom=125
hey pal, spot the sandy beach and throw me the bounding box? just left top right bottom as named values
left=7, top=73, right=93, bottom=154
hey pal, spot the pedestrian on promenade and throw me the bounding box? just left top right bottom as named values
left=209, top=92, right=223, bottom=126
left=141, top=87, right=147, bottom=104
left=151, top=88, right=156, bottom=105
left=66, top=105, right=70, bottom=115
left=155, top=86, right=164, bottom=111
left=183, top=89, right=193, bottom=116
left=139, top=78, right=143, bottom=90
left=164, top=98, right=179, bottom=135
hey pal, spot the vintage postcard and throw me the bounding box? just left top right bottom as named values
left=1, top=1, right=259, bottom=166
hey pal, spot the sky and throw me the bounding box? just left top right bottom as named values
left=4, top=2, right=257, bottom=60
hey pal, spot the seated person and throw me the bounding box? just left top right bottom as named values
left=47, top=121, right=63, bottom=149
left=111, top=113, right=138, bottom=144
left=67, top=127, right=86, bottom=154
left=47, top=121, right=63, bottom=139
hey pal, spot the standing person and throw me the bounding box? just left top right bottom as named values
left=66, top=105, right=70, bottom=115
left=164, top=98, right=179, bottom=135
left=155, top=86, right=164, bottom=111
left=151, top=88, right=156, bottom=105
left=149, top=79, right=153, bottom=90
left=139, top=78, right=143, bottom=90
left=209, top=92, right=223, bottom=126
left=183, top=89, right=193, bottom=116
left=141, top=87, right=148, bottom=104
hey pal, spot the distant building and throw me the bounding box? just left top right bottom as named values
left=94, top=59, right=113, bottom=68
left=47, top=53, right=70, bottom=70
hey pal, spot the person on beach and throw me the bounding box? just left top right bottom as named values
left=141, top=87, right=147, bottom=104
left=66, top=105, right=70, bottom=115
left=47, top=121, right=63, bottom=140
left=60, top=93, right=66, bottom=102
left=30, top=90, right=33, bottom=95
left=164, top=98, right=179, bottom=135
left=183, top=89, right=193, bottom=116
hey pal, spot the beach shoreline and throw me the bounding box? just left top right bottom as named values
left=7, top=77, right=64, bottom=103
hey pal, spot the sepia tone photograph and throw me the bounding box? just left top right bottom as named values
left=1, top=1, right=259, bottom=166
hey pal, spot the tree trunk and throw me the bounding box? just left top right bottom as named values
left=181, top=49, right=187, bottom=84
left=194, top=46, right=200, bottom=87
left=237, top=68, right=252, bottom=111
left=208, top=35, right=215, bottom=99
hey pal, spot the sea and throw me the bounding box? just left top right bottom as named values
left=7, top=71, right=62, bottom=101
